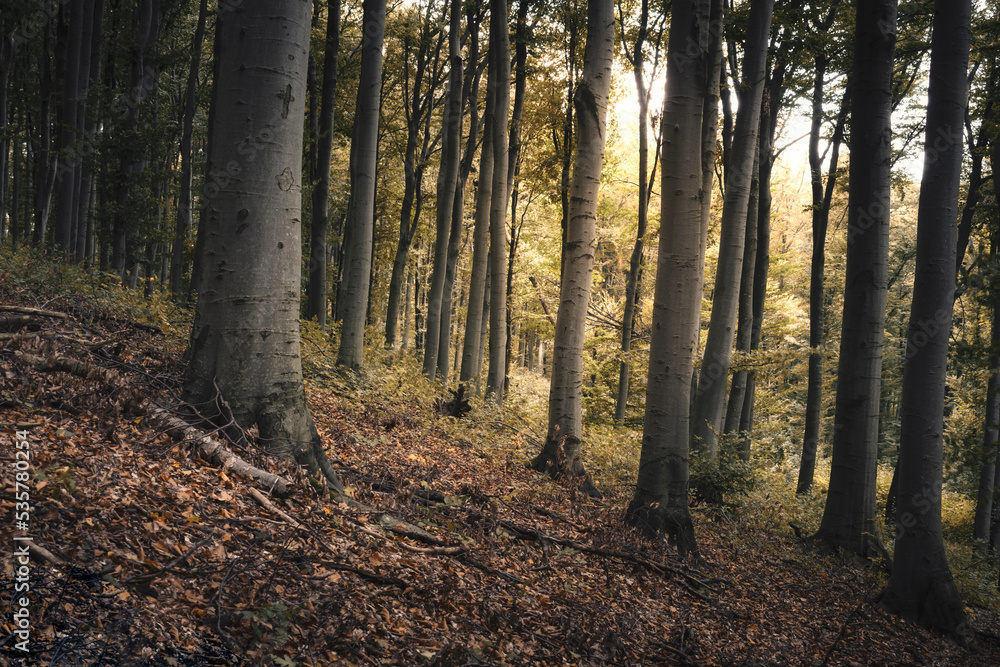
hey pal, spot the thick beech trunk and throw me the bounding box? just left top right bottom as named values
left=184, top=0, right=342, bottom=492
left=882, top=0, right=970, bottom=635
left=625, top=0, right=714, bottom=557
left=336, top=0, right=385, bottom=371
left=814, top=0, right=897, bottom=559
left=438, top=9, right=483, bottom=380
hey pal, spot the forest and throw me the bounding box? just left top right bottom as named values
left=3, top=0, right=1000, bottom=663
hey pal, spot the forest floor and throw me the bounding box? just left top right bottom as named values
left=3, top=263, right=1000, bottom=665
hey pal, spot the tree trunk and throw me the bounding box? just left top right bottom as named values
left=974, top=320, right=1000, bottom=544
left=423, top=0, right=464, bottom=378
left=53, top=0, right=87, bottom=255
left=170, top=0, right=208, bottom=296
left=690, top=0, right=773, bottom=459
left=33, top=26, right=55, bottom=246
left=814, top=0, right=897, bottom=559
left=75, top=0, right=104, bottom=265
left=798, top=69, right=849, bottom=493
left=336, top=0, right=385, bottom=371
left=0, top=27, right=10, bottom=247
left=112, top=0, right=159, bottom=281
left=882, top=0, right=970, bottom=635
left=485, top=0, right=510, bottom=402
left=184, top=0, right=342, bottom=492
left=305, top=0, right=341, bottom=324
left=722, top=142, right=759, bottom=458
left=972, top=99, right=999, bottom=543
left=438, top=7, right=484, bottom=380
left=530, top=0, right=614, bottom=486
left=625, top=0, right=714, bottom=557
left=460, top=79, right=495, bottom=384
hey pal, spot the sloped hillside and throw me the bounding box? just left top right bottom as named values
left=2, top=278, right=1000, bottom=666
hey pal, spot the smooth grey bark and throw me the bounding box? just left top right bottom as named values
left=170, top=0, right=208, bottom=296
left=305, top=0, right=341, bottom=324
left=336, top=0, right=385, bottom=371
left=423, top=0, right=464, bottom=378
left=438, top=6, right=484, bottom=380
left=530, top=0, right=614, bottom=485
left=691, top=0, right=774, bottom=458
left=485, top=0, right=510, bottom=401
left=500, top=0, right=530, bottom=392
left=798, top=70, right=849, bottom=493
left=625, top=0, right=713, bottom=557
left=722, top=143, right=759, bottom=455
left=183, top=0, right=342, bottom=493
left=882, top=0, right=970, bottom=635
left=613, top=0, right=664, bottom=426
left=460, top=80, right=495, bottom=384
left=814, top=0, right=897, bottom=559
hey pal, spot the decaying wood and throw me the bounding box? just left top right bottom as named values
left=14, top=350, right=103, bottom=378
left=357, top=523, right=466, bottom=555
left=149, top=405, right=292, bottom=497
left=0, top=305, right=70, bottom=319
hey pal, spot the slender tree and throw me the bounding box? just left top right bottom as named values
left=690, top=0, right=774, bottom=459
left=625, top=0, right=713, bottom=556
left=170, top=0, right=208, bottom=296
left=184, top=0, right=343, bottom=491
left=383, top=2, right=447, bottom=346
left=423, top=0, right=464, bottom=378
left=530, top=0, right=614, bottom=485
left=485, top=0, right=511, bottom=401
left=438, top=3, right=485, bottom=380
left=798, top=72, right=850, bottom=493
left=613, top=0, right=664, bottom=425
left=814, top=0, right=897, bottom=558
left=337, top=0, right=386, bottom=370
left=305, top=0, right=342, bottom=324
